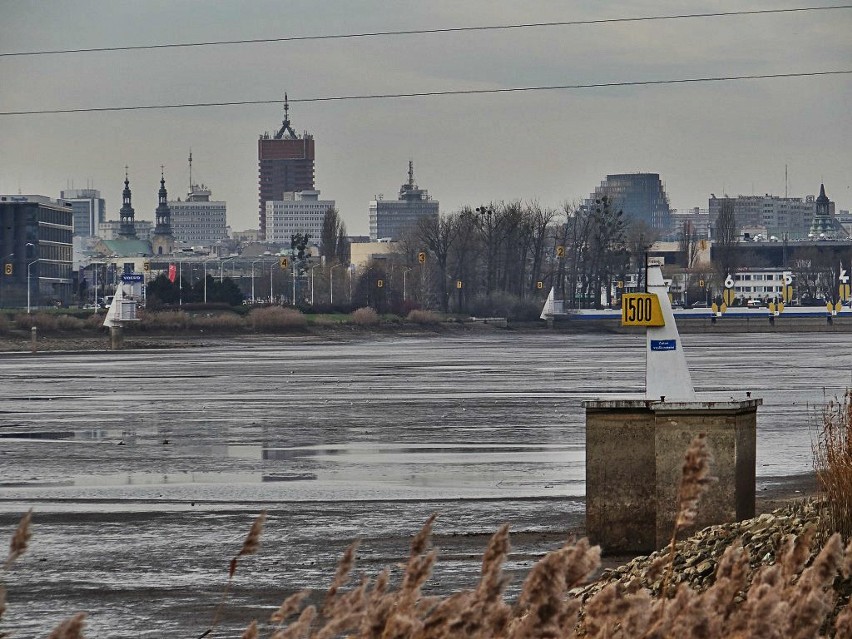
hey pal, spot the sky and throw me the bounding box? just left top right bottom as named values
left=1, top=0, right=850, bottom=236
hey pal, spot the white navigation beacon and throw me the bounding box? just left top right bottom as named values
left=643, top=262, right=695, bottom=401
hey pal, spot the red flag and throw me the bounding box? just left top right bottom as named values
left=168, top=263, right=177, bottom=283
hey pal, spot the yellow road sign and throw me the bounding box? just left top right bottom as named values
left=723, top=289, right=736, bottom=306
left=536, top=281, right=543, bottom=290
left=418, top=251, right=426, bottom=264
left=377, top=279, right=384, bottom=288
left=621, top=293, right=665, bottom=327
left=143, top=262, right=150, bottom=272
left=555, top=245, right=565, bottom=258
left=279, top=257, right=289, bottom=269
left=3, top=263, right=11, bottom=276
left=456, top=280, right=463, bottom=289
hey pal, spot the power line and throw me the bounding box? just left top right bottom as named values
left=2, top=70, right=849, bottom=117
left=1, top=5, right=850, bottom=58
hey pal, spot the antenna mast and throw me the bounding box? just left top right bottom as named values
left=189, top=150, right=193, bottom=192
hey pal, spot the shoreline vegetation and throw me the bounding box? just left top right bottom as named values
left=1, top=305, right=851, bottom=353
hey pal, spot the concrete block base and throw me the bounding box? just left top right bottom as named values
left=584, top=397, right=760, bottom=554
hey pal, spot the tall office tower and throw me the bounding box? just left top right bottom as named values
left=584, top=173, right=672, bottom=231
left=60, top=188, right=106, bottom=237
left=258, top=95, right=315, bottom=240
left=369, top=161, right=439, bottom=241
left=169, top=154, right=228, bottom=248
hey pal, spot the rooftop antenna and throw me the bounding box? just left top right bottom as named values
left=188, top=150, right=193, bottom=192
left=408, top=160, right=415, bottom=188
left=785, top=164, right=788, bottom=199
left=274, top=92, right=298, bottom=140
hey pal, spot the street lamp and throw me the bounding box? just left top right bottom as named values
left=27, top=259, right=40, bottom=314
left=402, top=267, right=413, bottom=301
left=329, top=264, right=342, bottom=305
left=219, top=256, right=235, bottom=282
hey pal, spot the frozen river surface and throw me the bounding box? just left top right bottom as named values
left=0, top=332, right=848, bottom=637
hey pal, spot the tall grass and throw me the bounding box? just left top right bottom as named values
left=814, top=390, right=852, bottom=539
left=248, top=307, right=307, bottom=331
left=352, top=307, right=379, bottom=326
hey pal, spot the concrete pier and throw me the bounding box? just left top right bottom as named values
left=110, top=326, right=123, bottom=350
left=584, top=397, right=760, bottom=554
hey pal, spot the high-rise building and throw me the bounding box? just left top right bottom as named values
left=0, top=194, right=74, bottom=308
left=265, top=190, right=335, bottom=245
left=369, top=161, right=439, bottom=241
left=584, top=173, right=672, bottom=231
left=168, top=153, right=227, bottom=248
left=258, top=96, right=315, bottom=240
left=60, top=189, right=106, bottom=237
left=170, top=185, right=227, bottom=248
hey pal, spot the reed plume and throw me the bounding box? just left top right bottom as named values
left=3, top=509, right=32, bottom=570
left=661, top=433, right=716, bottom=596
left=45, top=612, right=86, bottom=639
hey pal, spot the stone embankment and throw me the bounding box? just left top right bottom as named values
left=577, top=500, right=831, bottom=599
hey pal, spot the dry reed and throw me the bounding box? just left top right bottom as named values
left=46, top=612, right=86, bottom=639
left=814, top=390, right=852, bottom=539
left=3, top=509, right=31, bottom=570
left=352, top=307, right=380, bottom=326
left=248, top=307, right=308, bottom=331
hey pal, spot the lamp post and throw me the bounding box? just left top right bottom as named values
left=219, top=256, right=235, bottom=282
left=27, top=259, right=39, bottom=314
left=251, top=259, right=264, bottom=303
left=270, top=263, right=275, bottom=303
left=329, top=264, right=342, bottom=305
left=402, top=267, right=413, bottom=301
left=310, top=265, right=318, bottom=305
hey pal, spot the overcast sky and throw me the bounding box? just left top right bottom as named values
left=1, top=0, right=850, bottom=235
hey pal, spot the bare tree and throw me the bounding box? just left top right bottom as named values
left=712, top=201, right=739, bottom=286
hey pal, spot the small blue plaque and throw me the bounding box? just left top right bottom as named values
left=650, top=339, right=677, bottom=351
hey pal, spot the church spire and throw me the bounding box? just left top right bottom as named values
left=154, top=167, right=172, bottom=235
left=118, top=166, right=137, bottom=239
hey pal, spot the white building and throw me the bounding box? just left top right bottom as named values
left=265, top=190, right=335, bottom=245
left=169, top=184, right=227, bottom=248
left=369, top=162, right=438, bottom=241
left=708, top=194, right=828, bottom=240
left=60, top=189, right=106, bottom=237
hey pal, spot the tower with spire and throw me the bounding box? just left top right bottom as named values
left=258, top=94, right=315, bottom=240
left=369, top=161, right=439, bottom=241
left=117, top=168, right=138, bottom=239
left=151, top=168, right=175, bottom=255
left=808, top=183, right=843, bottom=239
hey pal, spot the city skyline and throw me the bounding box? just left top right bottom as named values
left=1, top=0, right=850, bottom=235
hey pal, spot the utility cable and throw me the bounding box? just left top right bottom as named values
left=1, top=70, right=849, bottom=117
left=0, top=5, right=849, bottom=58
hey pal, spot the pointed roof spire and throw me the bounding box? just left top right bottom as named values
left=817, top=183, right=828, bottom=203
left=274, top=92, right=298, bottom=140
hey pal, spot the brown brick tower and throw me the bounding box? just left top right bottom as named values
left=257, top=95, right=315, bottom=240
